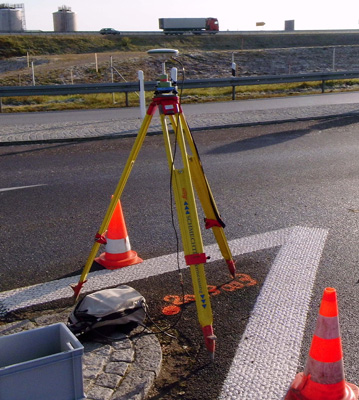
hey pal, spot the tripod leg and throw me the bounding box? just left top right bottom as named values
left=161, top=113, right=216, bottom=357
left=169, top=114, right=236, bottom=278
left=188, top=155, right=236, bottom=277
left=71, top=113, right=153, bottom=300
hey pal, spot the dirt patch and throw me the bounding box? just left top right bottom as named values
left=2, top=45, right=359, bottom=86
left=146, top=331, right=199, bottom=400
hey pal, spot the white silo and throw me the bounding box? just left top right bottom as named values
left=53, top=5, right=77, bottom=32
left=0, top=3, right=25, bottom=32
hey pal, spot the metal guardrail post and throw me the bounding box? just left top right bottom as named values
left=321, top=80, right=325, bottom=93
left=138, top=70, right=146, bottom=118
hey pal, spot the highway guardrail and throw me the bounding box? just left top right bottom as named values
left=1, top=70, right=359, bottom=109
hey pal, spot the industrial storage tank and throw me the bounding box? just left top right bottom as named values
left=0, top=3, right=25, bottom=32
left=53, top=5, right=77, bottom=32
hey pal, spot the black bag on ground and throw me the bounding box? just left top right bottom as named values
left=68, top=285, right=146, bottom=335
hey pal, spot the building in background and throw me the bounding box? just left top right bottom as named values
left=53, top=5, right=77, bottom=32
left=285, top=20, right=295, bottom=31
left=0, top=3, right=25, bottom=32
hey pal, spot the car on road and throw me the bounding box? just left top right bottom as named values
left=100, top=28, right=120, bottom=35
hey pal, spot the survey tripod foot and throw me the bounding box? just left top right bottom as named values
left=202, top=325, right=217, bottom=359
left=226, top=260, right=236, bottom=278
left=70, top=281, right=87, bottom=302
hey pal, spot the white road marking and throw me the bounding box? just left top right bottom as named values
left=0, top=184, right=47, bottom=193
left=0, top=226, right=292, bottom=314
left=0, top=225, right=328, bottom=399
left=219, top=226, right=328, bottom=400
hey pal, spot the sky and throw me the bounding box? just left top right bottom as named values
left=21, top=0, right=359, bottom=32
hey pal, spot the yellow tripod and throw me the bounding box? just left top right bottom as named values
left=71, top=50, right=236, bottom=356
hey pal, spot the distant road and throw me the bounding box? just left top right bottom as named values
left=3, top=29, right=359, bottom=36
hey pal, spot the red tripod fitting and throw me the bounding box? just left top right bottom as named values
left=147, top=95, right=183, bottom=116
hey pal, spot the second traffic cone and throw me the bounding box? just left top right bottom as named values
left=285, top=287, right=359, bottom=400
left=95, top=200, right=143, bottom=270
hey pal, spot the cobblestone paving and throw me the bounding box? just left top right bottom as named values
left=0, top=311, right=162, bottom=400
left=1, top=104, right=359, bottom=144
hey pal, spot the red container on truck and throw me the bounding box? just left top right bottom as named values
left=159, top=18, right=219, bottom=34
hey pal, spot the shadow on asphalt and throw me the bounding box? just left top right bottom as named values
left=56, top=261, right=106, bottom=280
left=206, top=114, right=359, bottom=155
left=0, top=141, right=81, bottom=157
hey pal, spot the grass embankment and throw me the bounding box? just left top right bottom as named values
left=0, top=33, right=247, bottom=58
left=3, top=31, right=359, bottom=57
left=1, top=33, right=359, bottom=112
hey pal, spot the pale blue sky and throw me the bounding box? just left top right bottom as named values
left=22, top=0, right=359, bottom=32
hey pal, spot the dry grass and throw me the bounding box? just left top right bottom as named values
left=2, top=41, right=359, bottom=112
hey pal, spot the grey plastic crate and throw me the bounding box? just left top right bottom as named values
left=0, top=322, right=85, bottom=400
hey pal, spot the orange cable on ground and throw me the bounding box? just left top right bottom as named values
left=95, top=200, right=143, bottom=269
left=285, top=287, right=359, bottom=400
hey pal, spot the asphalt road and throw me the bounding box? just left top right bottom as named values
left=1, top=114, right=359, bottom=398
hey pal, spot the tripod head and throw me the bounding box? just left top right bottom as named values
left=147, top=48, right=179, bottom=95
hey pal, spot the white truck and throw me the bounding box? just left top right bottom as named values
left=159, top=18, right=219, bottom=34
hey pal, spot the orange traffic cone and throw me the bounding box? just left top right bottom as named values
left=95, top=200, right=143, bottom=270
left=285, top=287, right=359, bottom=400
